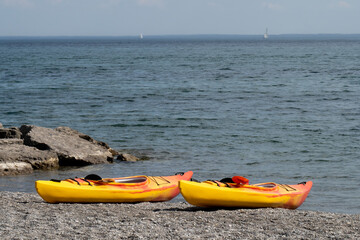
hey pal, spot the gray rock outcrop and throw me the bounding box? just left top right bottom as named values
left=0, top=124, right=116, bottom=176
left=0, top=127, right=21, bottom=139
left=0, top=139, right=58, bottom=176
left=20, top=125, right=114, bottom=166
left=54, top=126, right=118, bottom=156
left=117, top=153, right=140, bottom=162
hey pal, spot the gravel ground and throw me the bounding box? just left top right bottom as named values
left=1, top=192, right=359, bottom=239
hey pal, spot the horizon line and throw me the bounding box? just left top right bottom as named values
left=1, top=33, right=360, bottom=38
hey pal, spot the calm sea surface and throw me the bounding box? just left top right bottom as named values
left=0, top=35, right=359, bottom=214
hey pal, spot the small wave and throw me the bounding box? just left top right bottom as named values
left=219, top=67, right=232, bottom=71
left=321, top=97, right=342, bottom=101
left=302, top=128, right=322, bottom=132
left=282, top=68, right=297, bottom=72
left=5, top=111, right=27, bottom=115
left=271, top=83, right=287, bottom=87
left=319, top=175, right=351, bottom=179
left=110, top=123, right=128, bottom=128
left=138, top=118, right=150, bottom=122
left=113, top=139, right=127, bottom=143
left=288, top=175, right=315, bottom=180
left=245, top=162, right=260, bottom=166
left=303, top=159, right=331, bottom=163
left=110, top=123, right=174, bottom=128
left=175, top=117, right=217, bottom=121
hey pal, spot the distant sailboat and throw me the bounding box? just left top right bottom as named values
left=140, top=33, right=143, bottom=39
left=264, top=28, right=268, bottom=39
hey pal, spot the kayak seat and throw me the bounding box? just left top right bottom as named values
left=220, top=178, right=234, bottom=183
left=84, top=174, right=102, bottom=181
left=114, top=176, right=148, bottom=184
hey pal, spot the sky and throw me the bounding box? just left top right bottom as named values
left=1, top=0, right=360, bottom=36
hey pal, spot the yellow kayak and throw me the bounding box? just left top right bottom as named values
left=179, top=176, right=312, bottom=209
left=36, top=171, right=193, bottom=203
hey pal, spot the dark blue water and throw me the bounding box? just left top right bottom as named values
left=1, top=35, right=359, bottom=214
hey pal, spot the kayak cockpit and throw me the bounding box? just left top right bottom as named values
left=84, top=174, right=149, bottom=185
left=114, top=176, right=148, bottom=184
left=253, top=183, right=276, bottom=188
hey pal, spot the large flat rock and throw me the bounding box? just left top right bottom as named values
left=0, top=139, right=59, bottom=176
left=55, top=126, right=118, bottom=156
left=0, top=124, right=117, bottom=175
left=0, top=162, right=33, bottom=176
left=0, top=127, right=21, bottom=139
left=20, top=125, right=114, bottom=166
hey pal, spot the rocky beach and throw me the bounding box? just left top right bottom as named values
left=1, top=191, right=359, bottom=239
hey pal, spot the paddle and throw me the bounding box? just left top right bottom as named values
left=231, top=176, right=249, bottom=185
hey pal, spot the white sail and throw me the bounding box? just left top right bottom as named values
left=264, top=28, right=268, bottom=39
left=140, top=33, right=143, bottom=39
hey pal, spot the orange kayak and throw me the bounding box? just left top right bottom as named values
left=180, top=176, right=312, bottom=209
left=36, top=171, right=193, bottom=203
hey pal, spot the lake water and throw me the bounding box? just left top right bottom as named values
left=0, top=35, right=359, bottom=214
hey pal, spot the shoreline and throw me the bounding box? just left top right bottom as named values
left=1, top=192, right=359, bottom=239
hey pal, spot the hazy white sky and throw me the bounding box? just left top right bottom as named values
left=1, top=0, right=359, bottom=36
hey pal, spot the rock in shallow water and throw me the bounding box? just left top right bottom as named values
left=116, top=153, right=140, bottom=162
left=20, top=125, right=114, bottom=166
left=0, top=162, right=33, bottom=176
left=0, top=124, right=116, bottom=175
left=0, top=139, right=59, bottom=175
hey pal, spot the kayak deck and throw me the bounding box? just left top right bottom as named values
left=179, top=179, right=312, bottom=209
left=36, top=171, right=193, bottom=203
